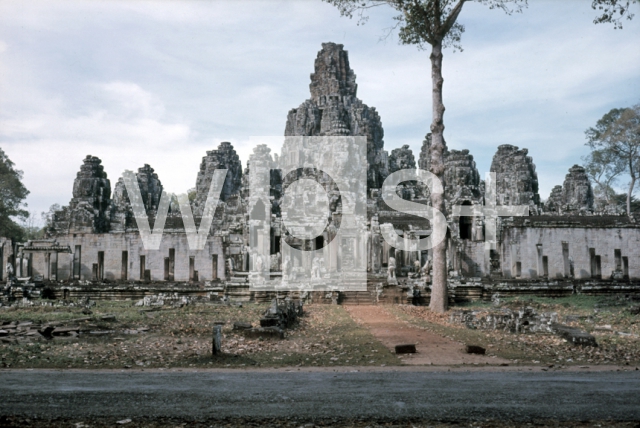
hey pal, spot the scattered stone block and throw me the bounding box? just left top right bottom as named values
left=395, top=344, right=416, bottom=354
left=594, top=324, right=612, bottom=331
left=465, top=345, right=486, bottom=355
left=551, top=323, right=597, bottom=347
left=260, top=317, right=278, bottom=327
left=233, top=322, right=252, bottom=330
left=51, top=326, right=80, bottom=336
left=243, top=327, right=285, bottom=340
left=261, top=299, right=303, bottom=329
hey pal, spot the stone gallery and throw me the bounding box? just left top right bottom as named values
left=3, top=43, right=639, bottom=303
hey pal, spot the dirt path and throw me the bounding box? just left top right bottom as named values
left=345, top=305, right=510, bottom=366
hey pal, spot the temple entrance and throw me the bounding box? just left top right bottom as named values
left=459, top=201, right=473, bottom=240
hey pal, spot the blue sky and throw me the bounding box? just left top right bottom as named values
left=0, top=0, right=638, bottom=219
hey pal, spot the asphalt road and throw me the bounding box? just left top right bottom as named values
left=1, top=369, right=640, bottom=422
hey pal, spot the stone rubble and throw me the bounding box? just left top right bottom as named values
left=450, top=307, right=598, bottom=346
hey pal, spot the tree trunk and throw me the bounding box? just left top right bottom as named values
left=428, top=39, right=448, bottom=313
left=627, top=174, right=636, bottom=217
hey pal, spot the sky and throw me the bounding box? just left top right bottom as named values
left=0, top=0, right=639, bottom=222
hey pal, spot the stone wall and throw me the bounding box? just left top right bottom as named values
left=28, top=233, right=224, bottom=283
left=500, top=222, right=640, bottom=280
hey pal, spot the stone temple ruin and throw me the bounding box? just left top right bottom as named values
left=2, top=42, right=639, bottom=305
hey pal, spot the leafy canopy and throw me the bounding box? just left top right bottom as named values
left=0, top=148, right=30, bottom=239
left=585, top=104, right=640, bottom=215
left=592, top=0, right=638, bottom=29
left=324, top=0, right=527, bottom=51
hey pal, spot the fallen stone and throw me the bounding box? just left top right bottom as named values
left=394, top=344, right=416, bottom=354
left=233, top=322, right=252, bottom=330
left=465, top=345, right=486, bottom=355
left=243, top=327, right=285, bottom=340
left=41, top=317, right=86, bottom=327
left=551, top=323, right=598, bottom=347
left=52, top=326, right=80, bottom=336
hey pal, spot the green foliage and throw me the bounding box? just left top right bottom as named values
left=585, top=104, right=640, bottom=216
left=187, top=187, right=197, bottom=204
left=582, top=148, right=625, bottom=210
left=324, top=0, right=526, bottom=51
left=592, top=0, right=638, bottom=29
left=0, top=147, right=30, bottom=240
left=41, top=203, right=61, bottom=228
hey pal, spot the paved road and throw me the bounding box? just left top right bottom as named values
left=1, top=370, right=639, bottom=421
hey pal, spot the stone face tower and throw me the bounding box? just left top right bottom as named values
left=109, top=164, right=164, bottom=232
left=418, top=134, right=482, bottom=209
left=284, top=42, right=388, bottom=189
left=193, top=142, right=243, bottom=214
left=490, top=144, right=541, bottom=214
left=67, top=155, right=112, bottom=233
left=388, top=145, right=416, bottom=173
left=561, top=165, right=594, bottom=214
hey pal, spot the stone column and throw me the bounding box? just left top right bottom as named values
left=212, top=325, right=222, bottom=355
left=52, top=252, right=58, bottom=281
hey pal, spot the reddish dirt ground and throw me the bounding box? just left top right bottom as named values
left=345, top=305, right=510, bottom=366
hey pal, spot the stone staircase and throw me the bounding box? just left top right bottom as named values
left=225, top=272, right=252, bottom=302
left=339, top=289, right=376, bottom=305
